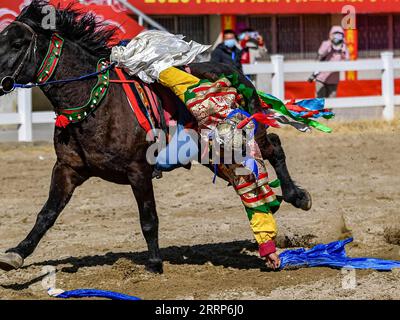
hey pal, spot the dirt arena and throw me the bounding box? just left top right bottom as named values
left=0, top=119, right=399, bottom=300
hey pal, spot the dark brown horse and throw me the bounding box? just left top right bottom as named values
left=0, top=1, right=310, bottom=273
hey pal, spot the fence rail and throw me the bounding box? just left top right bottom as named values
left=243, top=51, right=399, bottom=121
left=0, top=52, right=399, bottom=142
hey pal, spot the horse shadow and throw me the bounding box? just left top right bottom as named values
left=1, top=240, right=269, bottom=291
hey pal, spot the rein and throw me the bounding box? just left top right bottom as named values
left=15, top=61, right=116, bottom=89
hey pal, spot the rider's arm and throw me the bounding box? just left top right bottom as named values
left=249, top=211, right=277, bottom=256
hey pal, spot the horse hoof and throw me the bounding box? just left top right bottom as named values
left=0, top=252, right=24, bottom=271
left=145, top=259, right=163, bottom=274
left=152, top=168, right=163, bottom=179
left=297, top=189, right=312, bottom=211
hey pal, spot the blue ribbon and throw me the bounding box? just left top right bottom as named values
left=242, top=157, right=259, bottom=180
left=212, top=163, right=218, bottom=184
left=280, top=238, right=400, bottom=271
left=296, top=98, right=326, bottom=111
left=14, top=62, right=116, bottom=90
left=53, top=289, right=141, bottom=300
left=288, top=98, right=334, bottom=119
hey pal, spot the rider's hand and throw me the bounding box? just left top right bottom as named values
left=265, top=252, right=281, bottom=270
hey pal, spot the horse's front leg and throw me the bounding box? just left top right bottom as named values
left=128, top=163, right=162, bottom=274
left=261, top=132, right=312, bottom=211
left=0, top=162, right=87, bottom=271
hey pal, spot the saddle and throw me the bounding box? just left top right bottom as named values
left=115, top=68, right=198, bottom=176
left=115, top=68, right=197, bottom=135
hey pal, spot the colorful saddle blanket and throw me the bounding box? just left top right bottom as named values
left=115, top=67, right=196, bottom=137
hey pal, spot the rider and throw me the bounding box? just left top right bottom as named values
left=159, top=67, right=281, bottom=269
left=111, top=30, right=281, bottom=269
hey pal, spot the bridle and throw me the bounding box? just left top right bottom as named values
left=0, top=21, right=38, bottom=94
left=0, top=20, right=115, bottom=93
left=0, top=19, right=116, bottom=128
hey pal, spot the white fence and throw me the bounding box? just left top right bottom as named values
left=0, top=52, right=399, bottom=142
left=0, top=90, right=54, bottom=142
left=243, top=51, right=399, bottom=121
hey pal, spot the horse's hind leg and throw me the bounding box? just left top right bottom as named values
left=0, top=162, right=87, bottom=271
left=261, top=132, right=312, bottom=211
left=128, top=164, right=162, bottom=274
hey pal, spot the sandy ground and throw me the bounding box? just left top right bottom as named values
left=0, top=119, right=399, bottom=300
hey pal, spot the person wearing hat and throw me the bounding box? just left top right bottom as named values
left=308, top=26, right=349, bottom=98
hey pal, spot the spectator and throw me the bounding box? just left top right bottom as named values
left=308, top=26, right=349, bottom=98
left=239, top=28, right=268, bottom=65
left=211, top=29, right=243, bottom=71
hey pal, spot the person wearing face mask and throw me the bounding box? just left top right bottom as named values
left=308, top=26, right=349, bottom=98
left=239, top=29, right=268, bottom=65
left=211, top=29, right=243, bottom=72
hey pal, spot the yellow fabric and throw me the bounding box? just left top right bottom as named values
left=159, top=67, right=200, bottom=102
left=250, top=212, right=277, bottom=245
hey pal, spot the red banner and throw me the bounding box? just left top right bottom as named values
left=345, top=29, right=358, bottom=80
left=0, top=0, right=144, bottom=40
left=134, top=0, right=400, bottom=15
left=221, top=15, right=236, bottom=31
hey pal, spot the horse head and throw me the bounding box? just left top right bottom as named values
left=0, top=12, right=41, bottom=95
left=0, top=0, right=116, bottom=96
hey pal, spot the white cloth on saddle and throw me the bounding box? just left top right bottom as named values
left=110, top=30, right=210, bottom=83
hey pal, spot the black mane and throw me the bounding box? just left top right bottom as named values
left=17, top=0, right=117, bottom=57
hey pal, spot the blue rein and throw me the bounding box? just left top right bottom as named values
left=14, top=62, right=117, bottom=90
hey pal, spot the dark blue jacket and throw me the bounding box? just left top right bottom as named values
left=211, top=43, right=243, bottom=72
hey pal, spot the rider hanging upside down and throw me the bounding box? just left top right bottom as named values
left=158, top=67, right=282, bottom=269
left=110, top=31, right=334, bottom=269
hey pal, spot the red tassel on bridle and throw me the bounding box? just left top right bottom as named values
left=55, top=114, right=70, bottom=128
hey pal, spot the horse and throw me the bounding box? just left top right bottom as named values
left=0, top=0, right=311, bottom=273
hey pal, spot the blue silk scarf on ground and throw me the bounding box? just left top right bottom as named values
left=279, top=238, right=400, bottom=271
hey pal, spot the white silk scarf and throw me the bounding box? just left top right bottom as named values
left=110, top=30, right=210, bottom=83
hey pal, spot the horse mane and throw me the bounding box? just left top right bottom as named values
left=16, top=0, right=117, bottom=58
